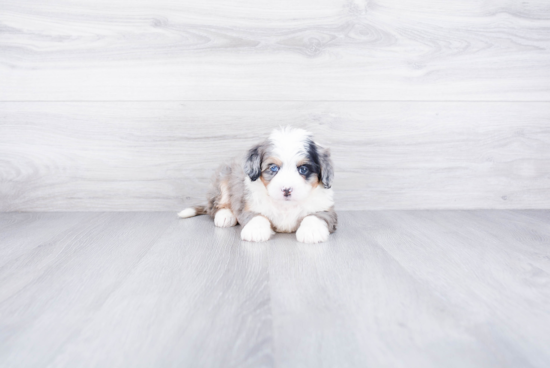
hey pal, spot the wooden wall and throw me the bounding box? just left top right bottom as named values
left=1, top=0, right=549, bottom=211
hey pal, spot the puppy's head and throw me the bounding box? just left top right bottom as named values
left=244, top=127, right=333, bottom=202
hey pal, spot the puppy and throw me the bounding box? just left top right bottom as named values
left=178, top=127, right=337, bottom=243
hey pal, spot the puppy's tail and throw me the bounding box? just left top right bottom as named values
left=178, top=205, right=207, bottom=219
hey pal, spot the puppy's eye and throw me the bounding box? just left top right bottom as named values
left=298, top=165, right=309, bottom=175
left=270, top=165, right=279, bottom=173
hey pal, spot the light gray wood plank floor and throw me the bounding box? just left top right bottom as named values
left=1, top=211, right=549, bottom=367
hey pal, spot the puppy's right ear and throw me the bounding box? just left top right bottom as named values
left=244, top=142, right=267, bottom=181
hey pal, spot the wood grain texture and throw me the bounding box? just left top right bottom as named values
left=0, top=212, right=271, bottom=368
left=1, top=0, right=550, bottom=100
left=1, top=101, right=549, bottom=211
left=269, top=210, right=550, bottom=367
left=1, top=211, right=550, bottom=367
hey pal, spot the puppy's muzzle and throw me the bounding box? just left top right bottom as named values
left=281, top=187, right=293, bottom=198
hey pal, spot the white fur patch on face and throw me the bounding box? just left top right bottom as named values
left=269, top=126, right=311, bottom=161
left=214, top=208, right=237, bottom=228
left=267, top=165, right=312, bottom=202
left=267, top=127, right=314, bottom=202
left=241, top=216, right=274, bottom=242
left=296, top=215, right=329, bottom=243
left=178, top=208, right=196, bottom=218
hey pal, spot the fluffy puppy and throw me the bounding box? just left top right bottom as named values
left=178, top=127, right=337, bottom=243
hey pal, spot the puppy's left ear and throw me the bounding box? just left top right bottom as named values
left=244, top=141, right=268, bottom=181
left=317, top=145, right=334, bottom=189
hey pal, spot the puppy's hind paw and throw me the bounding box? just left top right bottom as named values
left=296, top=216, right=329, bottom=243
left=214, top=208, right=237, bottom=228
left=241, top=216, right=274, bottom=242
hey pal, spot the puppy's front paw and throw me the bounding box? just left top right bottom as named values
left=241, top=216, right=274, bottom=242
left=296, top=216, right=329, bottom=243
left=214, top=208, right=237, bottom=228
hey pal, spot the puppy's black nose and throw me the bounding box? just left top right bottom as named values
left=282, top=187, right=293, bottom=197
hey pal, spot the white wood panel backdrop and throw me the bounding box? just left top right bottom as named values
left=1, top=0, right=550, bottom=100
left=1, top=102, right=549, bottom=211
left=1, top=0, right=549, bottom=211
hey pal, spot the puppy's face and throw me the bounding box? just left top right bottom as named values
left=244, top=128, right=333, bottom=203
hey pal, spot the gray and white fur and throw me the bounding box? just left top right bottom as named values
left=178, top=127, right=337, bottom=243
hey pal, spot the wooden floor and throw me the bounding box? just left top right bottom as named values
left=1, top=210, right=549, bottom=368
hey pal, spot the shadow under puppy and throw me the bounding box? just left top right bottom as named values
left=178, top=127, right=337, bottom=243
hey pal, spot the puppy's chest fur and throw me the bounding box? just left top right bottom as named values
left=244, top=178, right=333, bottom=232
